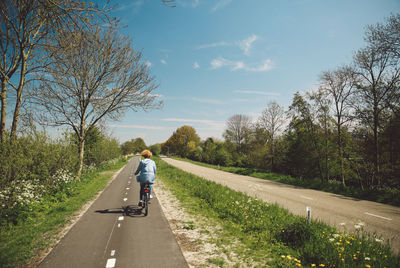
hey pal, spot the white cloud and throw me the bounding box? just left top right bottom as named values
left=234, top=90, right=280, bottom=96
left=162, top=118, right=225, bottom=129
left=193, top=61, right=200, bottom=69
left=106, top=124, right=166, bottom=130
left=161, top=59, right=167, bottom=65
left=191, top=97, right=223, bottom=104
left=196, top=41, right=231, bottom=50
left=196, top=34, right=259, bottom=56
left=210, top=57, right=274, bottom=72
left=236, top=34, right=258, bottom=56
left=211, top=0, right=232, bottom=12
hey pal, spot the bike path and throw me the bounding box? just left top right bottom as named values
left=39, top=157, right=188, bottom=268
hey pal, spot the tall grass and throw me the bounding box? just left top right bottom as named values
left=156, top=157, right=399, bottom=267
left=0, top=157, right=127, bottom=267
left=173, top=157, right=400, bottom=207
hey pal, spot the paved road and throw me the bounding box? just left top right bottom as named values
left=163, top=157, right=400, bottom=254
left=39, top=157, right=188, bottom=268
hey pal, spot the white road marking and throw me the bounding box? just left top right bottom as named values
left=300, top=195, right=313, bottom=200
left=110, top=250, right=115, bottom=256
left=118, top=216, right=124, bottom=221
left=365, top=212, right=392, bottom=221
left=106, top=258, right=116, bottom=268
left=128, top=181, right=131, bottom=184
left=125, top=192, right=128, bottom=195
left=118, top=223, right=121, bottom=228
left=126, top=187, right=130, bottom=190
left=123, top=198, right=128, bottom=202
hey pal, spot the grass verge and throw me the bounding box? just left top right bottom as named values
left=156, top=157, right=399, bottom=267
left=0, top=158, right=128, bottom=267
left=172, top=157, right=400, bottom=207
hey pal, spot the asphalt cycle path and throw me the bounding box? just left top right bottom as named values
left=39, top=157, right=188, bottom=268
left=163, top=157, right=400, bottom=254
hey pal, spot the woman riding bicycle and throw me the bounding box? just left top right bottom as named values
left=134, top=149, right=156, bottom=207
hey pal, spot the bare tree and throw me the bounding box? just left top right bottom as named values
left=32, top=27, right=161, bottom=177
left=258, top=101, right=285, bottom=171
left=366, top=13, right=400, bottom=60
left=352, top=45, right=400, bottom=185
left=223, top=114, right=252, bottom=153
left=319, top=66, right=355, bottom=186
left=0, top=0, right=112, bottom=142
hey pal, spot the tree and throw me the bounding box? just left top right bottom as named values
left=288, top=92, right=325, bottom=180
left=32, top=27, right=160, bottom=177
left=149, top=144, right=161, bottom=156
left=352, top=43, right=400, bottom=185
left=223, top=114, right=252, bottom=153
left=0, top=0, right=112, bottom=142
left=258, top=101, right=285, bottom=171
left=132, top=138, right=147, bottom=153
left=366, top=13, right=400, bottom=60
left=163, top=125, right=201, bottom=157
left=319, top=66, right=355, bottom=185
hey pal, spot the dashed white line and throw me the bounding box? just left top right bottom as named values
left=365, top=212, right=392, bottom=221
left=110, top=250, right=115, bottom=256
left=106, top=258, right=116, bottom=268
left=118, top=216, right=124, bottom=221
left=117, top=223, right=121, bottom=228
left=300, top=195, right=313, bottom=200
left=123, top=198, right=128, bottom=202
left=126, top=187, right=130, bottom=190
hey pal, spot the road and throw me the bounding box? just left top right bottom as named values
left=39, top=157, right=188, bottom=268
left=163, top=157, right=400, bottom=254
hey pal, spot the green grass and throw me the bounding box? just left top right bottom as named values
left=156, top=157, right=399, bottom=267
left=172, top=157, right=400, bottom=207
left=0, top=158, right=128, bottom=267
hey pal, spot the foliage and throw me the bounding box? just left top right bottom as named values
left=0, top=157, right=127, bottom=267
left=162, top=125, right=200, bottom=157
left=156, top=157, right=400, bottom=267
left=149, top=143, right=162, bottom=156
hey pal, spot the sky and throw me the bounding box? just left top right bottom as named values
left=103, top=0, right=399, bottom=145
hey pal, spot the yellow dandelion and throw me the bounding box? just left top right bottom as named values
left=287, top=255, right=292, bottom=260
left=311, top=264, right=316, bottom=267
left=319, top=264, right=325, bottom=267
left=281, top=255, right=285, bottom=259
left=296, top=264, right=302, bottom=267
left=341, top=258, right=345, bottom=262
left=365, top=265, right=371, bottom=268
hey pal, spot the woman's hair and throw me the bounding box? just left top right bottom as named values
left=141, top=149, right=152, bottom=158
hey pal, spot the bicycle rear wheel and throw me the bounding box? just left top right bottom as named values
left=144, top=193, right=149, bottom=216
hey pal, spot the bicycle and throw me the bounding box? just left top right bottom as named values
left=141, top=183, right=152, bottom=216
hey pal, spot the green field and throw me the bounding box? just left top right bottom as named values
left=156, top=157, right=399, bottom=267
left=0, top=158, right=128, bottom=267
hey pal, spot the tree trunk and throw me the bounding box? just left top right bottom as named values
left=10, top=54, right=26, bottom=143
left=337, top=118, right=345, bottom=186
left=77, top=138, right=85, bottom=178
left=0, top=79, right=7, bottom=142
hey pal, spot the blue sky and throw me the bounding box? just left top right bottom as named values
left=105, top=0, right=399, bottom=145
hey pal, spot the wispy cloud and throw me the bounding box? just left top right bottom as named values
left=196, top=34, right=259, bottom=56
left=210, top=57, right=274, bottom=72
left=191, top=97, right=223, bottom=104
left=193, top=61, right=200, bottom=69
left=106, top=124, right=166, bottom=130
left=177, top=0, right=201, bottom=8
left=234, top=90, right=280, bottom=96
left=196, top=41, right=231, bottom=50
left=211, top=0, right=233, bottom=12
left=162, top=118, right=225, bottom=129
left=161, top=59, right=167, bottom=65
left=113, top=1, right=143, bottom=13
left=236, top=34, right=258, bottom=56
left=144, top=61, right=152, bottom=68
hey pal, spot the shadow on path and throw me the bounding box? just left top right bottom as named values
left=95, top=206, right=145, bottom=217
